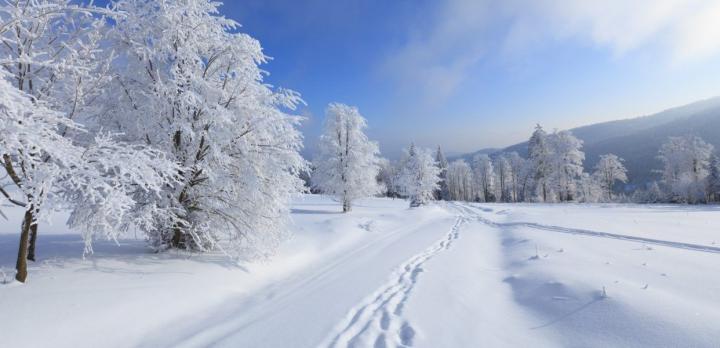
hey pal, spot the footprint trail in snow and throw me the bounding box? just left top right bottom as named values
left=322, top=216, right=467, bottom=348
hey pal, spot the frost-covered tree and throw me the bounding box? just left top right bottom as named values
left=506, top=152, right=529, bottom=202
left=633, top=181, right=665, bottom=203
left=434, top=146, right=449, bottom=200
left=657, top=135, right=713, bottom=203
left=104, top=0, right=306, bottom=256
left=494, top=154, right=512, bottom=202
left=397, top=144, right=441, bottom=207
left=528, top=125, right=552, bottom=202
left=576, top=173, right=603, bottom=203
left=313, top=103, right=381, bottom=212
left=377, top=158, right=400, bottom=198
left=526, top=126, right=585, bottom=202
left=647, top=182, right=666, bottom=203
left=548, top=130, right=584, bottom=202
left=593, top=154, right=628, bottom=201
left=0, top=1, right=176, bottom=282
left=0, top=72, right=175, bottom=282
left=446, top=160, right=475, bottom=201
left=706, top=155, right=720, bottom=202
left=473, top=154, right=495, bottom=202
left=0, top=0, right=110, bottom=266
left=0, top=71, right=76, bottom=282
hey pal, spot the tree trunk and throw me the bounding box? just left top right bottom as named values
left=343, top=198, right=351, bottom=212
left=171, top=225, right=184, bottom=248
left=27, top=222, right=38, bottom=262
left=15, top=210, right=32, bottom=283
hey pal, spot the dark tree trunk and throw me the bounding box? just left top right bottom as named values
left=343, top=198, right=351, bottom=213
left=15, top=210, right=32, bottom=283
left=27, top=222, right=38, bottom=262
left=171, top=225, right=184, bottom=248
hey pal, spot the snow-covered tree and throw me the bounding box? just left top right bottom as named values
left=377, top=158, right=400, bottom=198
left=473, top=154, right=495, bottom=202
left=633, top=181, right=665, bottom=203
left=104, top=0, right=306, bottom=257
left=0, top=1, right=177, bottom=282
left=548, top=130, right=584, bottom=202
left=446, top=160, right=475, bottom=201
left=593, top=154, right=628, bottom=201
left=434, top=146, right=450, bottom=200
left=0, top=0, right=110, bottom=267
left=506, top=152, right=529, bottom=202
left=706, top=155, right=720, bottom=202
left=0, top=70, right=76, bottom=282
left=526, top=126, right=585, bottom=202
left=494, top=154, right=512, bottom=202
left=528, top=125, right=552, bottom=202
left=657, top=135, right=713, bottom=203
left=397, top=144, right=441, bottom=207
left=0, top=72, right=175, bottom=282
left=576, top=173, right=602, bottom=203
left=312, top=103, right=381, bottom=212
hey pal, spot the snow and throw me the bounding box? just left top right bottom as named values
left=475, top=203, right=720, bottom=247
left=2, top=196, right=720, bottom=347
left=452, top=203, right=720, bottom=347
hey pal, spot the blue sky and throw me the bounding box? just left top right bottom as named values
left=124, top=1, right=720, bottom=158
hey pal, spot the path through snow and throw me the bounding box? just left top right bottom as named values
left=323, top=216, right=466, bottom=348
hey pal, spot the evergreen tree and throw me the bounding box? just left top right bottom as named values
left=435, top=146, right=450, bottom=200
left=397, top=144, right=442, bottom=207
left=528, top=125, right=551, bottom=202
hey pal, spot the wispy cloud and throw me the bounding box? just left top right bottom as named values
left=383, top=0, right=720, bottom=103
left=381, top=1, right=491, bottom=104
left=503, top=0, right=720, bottom=61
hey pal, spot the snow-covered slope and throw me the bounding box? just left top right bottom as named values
left=458, top=96, right=720, bottom=187
left=1, top=196, right=719, bottom=347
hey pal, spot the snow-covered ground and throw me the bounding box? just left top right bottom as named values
left=1, top=196, right=719, bottom=347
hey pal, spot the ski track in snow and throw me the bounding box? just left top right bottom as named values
left=455, top=203, right=720, bottom=254
left=322, top=215, right=467, bottom=348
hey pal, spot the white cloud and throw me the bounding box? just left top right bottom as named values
left=504, top=0, right=720, bottom=61
left=384, top=0, right=720, bottom=102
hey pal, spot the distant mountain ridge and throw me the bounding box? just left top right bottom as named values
left=455, top=96, right=720, bottom=188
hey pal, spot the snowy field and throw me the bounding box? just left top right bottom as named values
left=1, top=195, right=719, bottom=347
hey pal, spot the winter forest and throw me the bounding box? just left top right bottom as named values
left=2, top=1, right=720, bottom=347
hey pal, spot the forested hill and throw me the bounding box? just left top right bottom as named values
left=457, top=96, right=720, bottom=188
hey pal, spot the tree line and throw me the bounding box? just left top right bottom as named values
left=311, top=116, right=720, bottom=212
